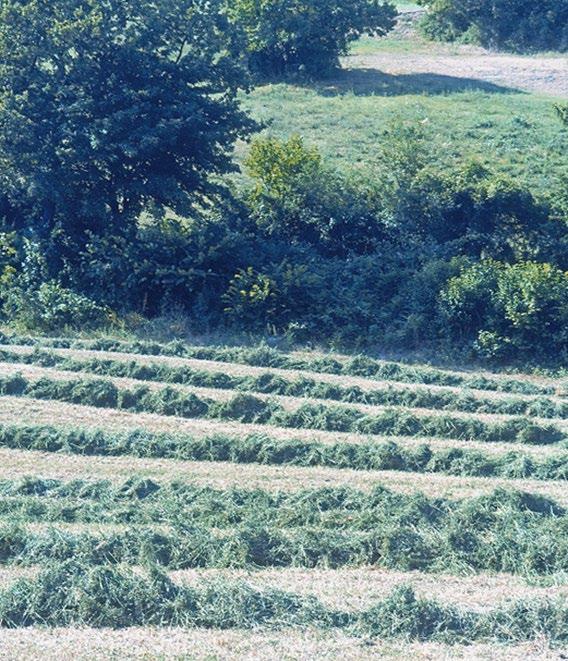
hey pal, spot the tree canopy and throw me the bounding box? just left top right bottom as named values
left=418, top=0, right=568, bottom=52
left=228, top=0, right=396, bottom=77
left=0, top=0, right=254, bottom=257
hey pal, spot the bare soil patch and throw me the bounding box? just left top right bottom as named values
left=345, top=51, right=568, bottom=97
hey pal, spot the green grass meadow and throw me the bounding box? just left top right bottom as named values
left=241, top=84, right=567, bottom=194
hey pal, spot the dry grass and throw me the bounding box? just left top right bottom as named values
left=169, top=567, right=568, bottom=612
left=0, top=566, right=38, bottom=586
left=1, top=446, right=568, bottom=503
left=1, top=395, right=564, bottom=459
left=0, top=360, right=564, bottom=432
left=0, top=627, right=563, bottom=660
left=0, top=520, right=159, bottom=534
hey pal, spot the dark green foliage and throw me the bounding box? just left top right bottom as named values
left=441, top=260, right=568, bottom=360
left=0, top=17, right=566, bottom=364
left=0, top=0, right=253, bottom=264
left=243, top=135, right=385, bottom=257
left=2, top=244, right=109, bottom=332
left=383, top=155, right=556, bottom=263
left=228, top=0, right=396, bottom=78
left=418, top=0, right=568, bottom=52
left=78, top=214, right=252, bottom=316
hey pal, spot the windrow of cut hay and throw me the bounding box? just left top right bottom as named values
left=2, top=333, right=563, bottom=395
left=0, top=422, right=567, bottom=482
left=1, top=346, right=567, bottom=419
left=0, top=477, right=566, bottom=576
left=0, top=337, right=566, bottom=653
left=0, top=372, right=564, bottom=446
left=0, top=561, right=566, bottom=645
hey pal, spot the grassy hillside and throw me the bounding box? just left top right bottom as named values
left=241, top=88, right=566, bottom=191
left=0, top=333, right=566, bottom=657
left=238, top=20, right=568, bottom=193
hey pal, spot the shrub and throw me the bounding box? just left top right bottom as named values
left=441, top=260, right=568, bottom=360
left=223, top=267, right=281, bottom=330
left=79, top=214, right=250, bottom=317
left=495, top=261, right=568, bottom=352
left=1, top=240, right=108, bottom=332
left=440, top=260, right=502, bottom=341
left=418, top=0, right=568, bottom=52
left=384, top=155, right=554, bottom=262
left=229, top=0, right=396, bottom=78
left=245, top=135, right=385, bottom=257
left=4, top=281, right=108, bottom=333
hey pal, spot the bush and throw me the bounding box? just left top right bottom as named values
left=418, top=0, right=568, bottom=52
left=79, top=214, right=250, bottom=317
left=229, top=0, right=396, bottom=78
left=223, top=267, right=281, bottom=330
left=1, top=240, right=108, bottom=332
left=441, top=260, right=568, bottom=360
left=4, top=281, right=108, bottom=333
left=245, top=135, right=385, bottom=257
left=384, top=155, right=554, bottom=262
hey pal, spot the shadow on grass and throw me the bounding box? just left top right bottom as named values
left=309, top=67, right=520, bottom=96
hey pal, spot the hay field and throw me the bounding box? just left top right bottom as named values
left=0, top=333, right=566, bottom=658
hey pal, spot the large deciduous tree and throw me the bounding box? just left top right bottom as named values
left=418, top=0, right=568, bottom=52
left=228, top=0, right=397, bottom=78
left=0, top=0, right=254, bottom=266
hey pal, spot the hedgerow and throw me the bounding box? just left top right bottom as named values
left=1, top=562, right=566, bottom=644
left=0, top=481, right=565, bottom=575
left=1, top=333, right=560, bottom=396
left=0, top=423, right=565, bottom=482
left=418, top=0, right=568, bottom=53
left=0, top=373, right=563, bottom=445
left=2, top=348, right=567, bottom=419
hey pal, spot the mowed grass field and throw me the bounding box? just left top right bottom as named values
left=0, top=333, right=566, bottom=658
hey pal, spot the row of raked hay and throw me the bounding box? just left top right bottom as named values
left=0, top=334, right=566, bottom=657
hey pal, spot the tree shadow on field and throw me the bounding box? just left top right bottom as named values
left=310, top=67, right=520, bottom=97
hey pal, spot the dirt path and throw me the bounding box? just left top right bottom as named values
left=347, top=52, right=568, bottom=97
